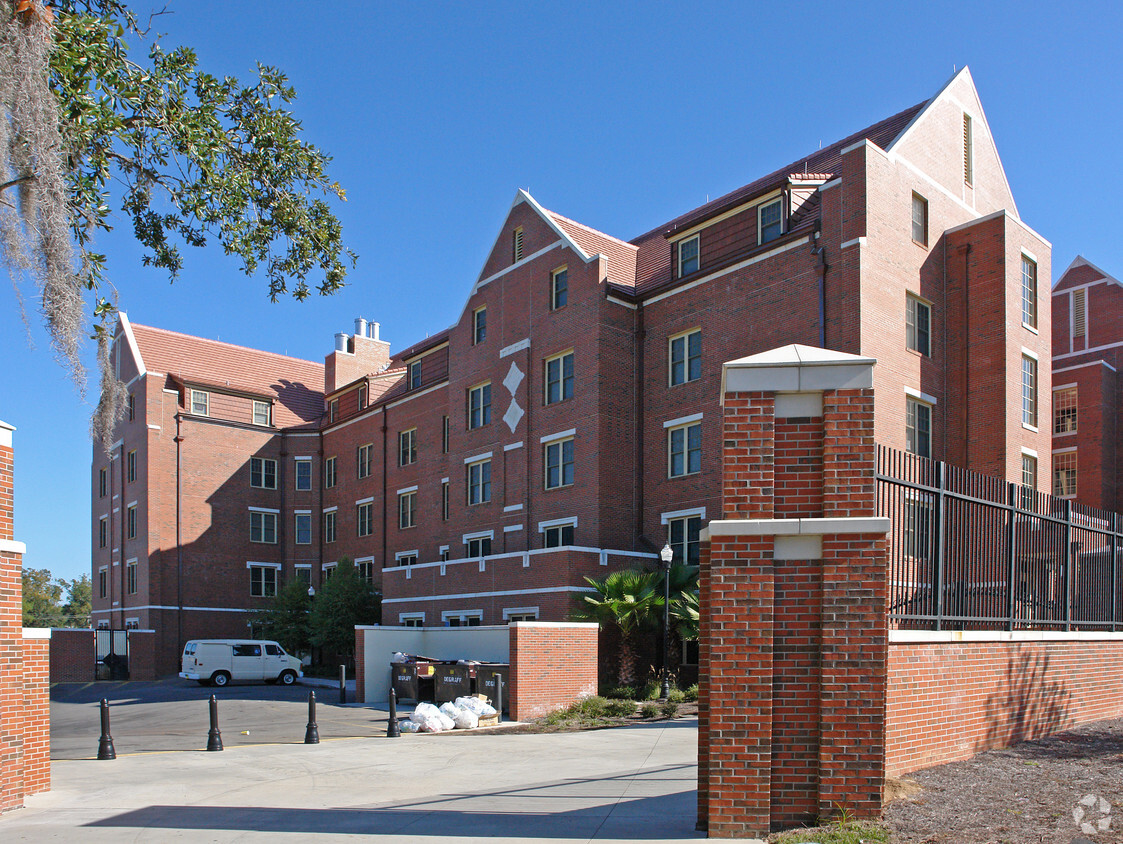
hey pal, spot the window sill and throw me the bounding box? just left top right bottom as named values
left=1053, top=430, right=1077, bottom=438
left=667, top=472, right=701, bottom=480
left=1022, top=423, right=1039, bottom=433
left=905, top=347, right=930, bottom=358
left=1022, top=323, right=1039, bottom=335
left=912, top=239, right=929, bottom=249
left=544, top=484, right=574, bottom=492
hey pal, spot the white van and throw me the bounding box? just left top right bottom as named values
left=179, top=639, right=303, bottom=687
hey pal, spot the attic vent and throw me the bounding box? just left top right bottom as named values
left=963, top=113, right=973, bottom=185
left=1073, top=288, right=1087, bottom=338
left=513, top=227, right=524, bottom=263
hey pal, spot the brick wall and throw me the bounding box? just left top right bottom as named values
left=886, top=636, right=1123, bottom=776
left=0, top=423, right=51, bottom=812
left=50, top=627, right=94, bottom=681
left=508, top=621, right=598, bottom=721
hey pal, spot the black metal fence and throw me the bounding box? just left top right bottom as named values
left=877, top=445, right=1123, bottom=631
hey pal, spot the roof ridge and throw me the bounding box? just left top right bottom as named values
left=131, top=322, right=323, bottom=369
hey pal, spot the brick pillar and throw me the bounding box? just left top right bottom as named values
left=699, top=346, right=889, bottom=838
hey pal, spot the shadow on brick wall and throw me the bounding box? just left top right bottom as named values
left=981, top=648, right=1071, bottom=752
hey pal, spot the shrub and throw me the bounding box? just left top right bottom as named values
left=639, top=702, right=659, bottom=719
left=605, top=699, right=636, bottom=718
left=574, top=695, right=608, bottom=718
left=660, top=699, right=679, bottom=718
left=684, top=683, right=699, bottom=702
left=641, top=678, right=662, bottom=700
left=603, top=685, right=637, bottom=700
left=667, top=687, right=686, bottom=704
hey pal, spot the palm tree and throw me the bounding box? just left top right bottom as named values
left=581, top=569, right=663, bottom=685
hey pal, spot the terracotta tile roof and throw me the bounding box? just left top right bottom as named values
left=129, top=322, right=325, bottom=428
left=546, top=211, right=638, bottom=288
left=628, top=101, right=927, bottom=296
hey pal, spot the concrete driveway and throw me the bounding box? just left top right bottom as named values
left=4, top=681, right=702, bottom=842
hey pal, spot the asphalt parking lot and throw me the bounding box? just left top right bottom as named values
left=51, top=678, right=386, bottom=759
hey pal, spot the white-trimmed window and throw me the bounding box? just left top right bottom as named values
left=441, top=480, right=449, bottom=520
left=465, top=534, right=492, bottom=558
left=400, top=613, right=425, bottom=627
left=439, top=545, right=450, bottom=562
left=467, top=458, right=491, bottom=505
left=668, top=421, right=701, bottom=477
left=906, top=397, right=932, bottom=459
left=542, top=521, right=575, bottom=548
left=911, top=192, right=928, bottom=246
left=295, top=459, right=312, bottom=491
left=399, top=428, right=418, bottom=466
left=399, top=490, right=417, bottom=529
left=251, top=457, right=277, bottom=489
left=322, top=562, right=337, bottom=580
left=126, top=504, right=137, bottom=539
left=395, top=551, right=418, bottom=568
left=127, top=449, right=137, bottom=483
left=126, top=560, right=137, bottom=594
left=1022, top=354, right=1038, bottom=428
left=1053, top=450, right=1077, bottom=498
left=249, top=564, right=278, bottom=598
left=295, top=566, right=312, bottom=588
left=545, top=351, right=574, bottom=404
left=357, top=558, right=375, bottom=583
left=906, top=294, right=931, bottom=357
left=667, top=514, right=702, bottom=565
left=357, top=443, right=373, bottom=479
left=504, top=607, right=539, bottom=623
left=250, top=511, right=277, bottom=544
left=358, top=383, right=367, bottom=409
left=512, top=227, right=524, bottom=262
left=473, top=306, right=487, bottom=345
left=98, top=566, right=107, bottom=599
left=328, top=398, right=338, bottom=424
left=324, top=456, right=337, bottom=489
left=294, top=513, right=312, bottom=545
left=1022, top=255, right=1038, bottom=328
left=468, top=382, right=491, bottom=429
left=758, top=197, right=783, bottom=244
left=1021, top=454, right=1037, bottom=489
left=98, top=467, right=107, bottom=498
left=1054, top=386, right=1077, bottom=435
left=190, top=389, right=209, bottom=416
left=323, top=510, right=336, bottom=543
left=442, top=416, right=450, bottom=453
left=99, top=516, right=107, bottom=549
left=678, top=234, right=699, bottom=277
left=252, top=400, right=271, bottom=426
left=544, top=437, right=575, bottom=490
left=408, top=360, right=422, bottom=390
left=357, top=502, right=373, bottom=537
left=443, top=610, right=483, bottom=628
left=669, top=329, right=701, bottom=386
left=551, top=266, right=568, bottom=309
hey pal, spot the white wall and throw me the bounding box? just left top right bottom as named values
left=359, top=625, right=510, bottom=705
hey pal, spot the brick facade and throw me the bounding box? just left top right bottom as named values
left=0, top=421, right=51, bottom=812
left=508, top=622, right=598, bottom=721
left=92, top=69, right=1052, bottom=679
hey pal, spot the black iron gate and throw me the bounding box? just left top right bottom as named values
left=95, top=629, right=130, bottom=680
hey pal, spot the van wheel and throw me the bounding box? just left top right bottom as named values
left=212, top=671, right=231, bottom=687
left=279, top=670, right=297, bottom=686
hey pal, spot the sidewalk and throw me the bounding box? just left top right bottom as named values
left=3, top=719, right=703, bottom=842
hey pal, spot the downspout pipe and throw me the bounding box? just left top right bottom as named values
left=175, top=412, right=183, bottom=652
left=812, top=231, right=827, bottom=348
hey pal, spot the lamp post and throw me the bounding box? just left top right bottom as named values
left=659, top=543, right=674, bottom=699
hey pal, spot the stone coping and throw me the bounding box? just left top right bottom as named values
left=702, top=517, right=890, bottom=539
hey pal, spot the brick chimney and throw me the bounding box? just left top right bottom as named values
left=324, top=318, right=391, bottom=394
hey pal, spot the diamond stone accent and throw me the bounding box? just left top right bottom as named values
left=503, top=400, right=524, bottom=433
left=503, top=362, right=524, bottom=396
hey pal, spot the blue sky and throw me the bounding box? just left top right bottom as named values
left=4, top=1, right=1122, bottom=582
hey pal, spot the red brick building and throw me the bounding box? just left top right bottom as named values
left=92, top=67, right=1053, bottom=674
left=1051, top=256, right=1123, bottom=512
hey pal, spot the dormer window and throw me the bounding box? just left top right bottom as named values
left=357, top=384, right=367, bottom=409
left=678, top=235, right=699, bottom=277
left=190, top=389, right=209, bottom=416
left=328, top=398, right=338, bottom=423
left=759, top=198, right=783, bottom=244
left=408, top=360, right=422, bottom=390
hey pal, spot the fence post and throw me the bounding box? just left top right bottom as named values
left=1063, top=499, right=1073, bottom=631
left=934, top=461, right=947, bottom=631
left=1112, top=512, right=1119, bottom=633
left=1006, top=483, right=1018, bottom=631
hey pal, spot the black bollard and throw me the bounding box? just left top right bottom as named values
left=206, top=694, right=223, bottom=751
left=387, top=687, right=400, bottom=738
left=96, top=698, right=116, bottom=760
left=495, top=675, right=504, bottom=724
left=304, top=691, right=320, bottom=744
left=339, top=664, right=347, bottom=705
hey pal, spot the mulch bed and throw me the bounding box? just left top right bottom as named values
left=884, top=717, right=1123, bottom=843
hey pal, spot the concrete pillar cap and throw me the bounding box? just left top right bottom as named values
left=0, top=419, right=13, bottom=449
left=721, top=344, right=875, bottom=397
